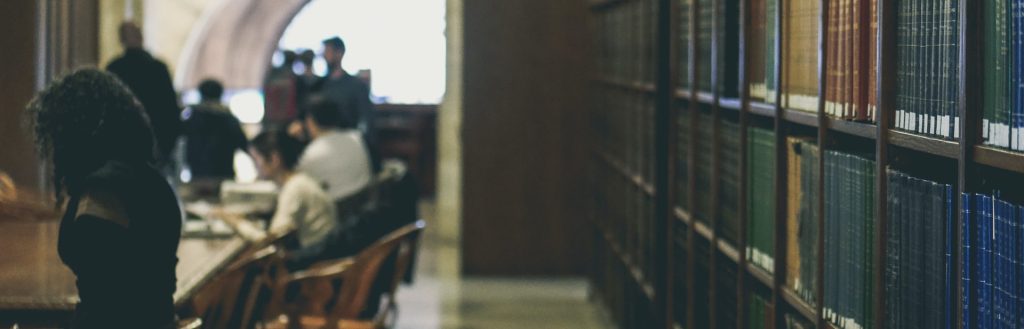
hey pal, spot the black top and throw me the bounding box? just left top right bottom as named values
left=182, top=103, right=248, bottom=179
left=318, top=73, right=374, bottom=138
left=107, top=49, right=182, bottom=162
left=58, top=161, right=182, bottom=329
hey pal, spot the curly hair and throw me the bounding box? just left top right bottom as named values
left=26, top=69, right=157, bottom=203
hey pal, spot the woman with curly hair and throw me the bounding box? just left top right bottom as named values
left=27, top=69, right=181, bottom=328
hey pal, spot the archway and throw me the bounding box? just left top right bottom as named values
left=175, top=0, right=309, bottom=91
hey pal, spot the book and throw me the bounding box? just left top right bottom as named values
left=784, top=137, right=820, bottom=306
left=720, top=118, right=741, bottom=245
left=696, top=110, right=714, bottom=223
left=718, top=0, right=741, bottom=97
left=894, top=0, right=960, bottom=139
left=678, top=0, right=692, bottom=89
left=781, top=0, right=820, bottom=112
left=750, top=0, right=768, bottom=100
left=696, top=0, right=714, bottom=93
left=747, top=126, right=776, bottom=272
left=765, top=0, right=779, bottom=102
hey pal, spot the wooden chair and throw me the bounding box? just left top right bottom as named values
left=374, top=219, right=424, bottom=328
left=186, top=245, right=286, bottom=329
left=263, top=220, right=426, bottom=329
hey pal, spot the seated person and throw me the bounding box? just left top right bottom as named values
left=181, top=79, right=248, bottom=180
left=246, top=129, right=340, bottom=269
left=297, top=96, right=373, bottom=225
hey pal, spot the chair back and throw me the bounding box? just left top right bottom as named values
left=189, top=245, right=283, bottom=329
left=325, top=220, right=425, bottom=324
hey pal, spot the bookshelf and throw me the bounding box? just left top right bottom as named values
left=588, top=0, right=1024, bottom=328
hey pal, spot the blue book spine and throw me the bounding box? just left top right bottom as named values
left=1011, top=203, right=1019, bottom=329
left=994, top=199, right=1002, bottom=329
left=963, top=193, right=972, bottom=329
left=986, top=195, right=994, bottom=329
left=981, top=193, right=987, bottom=329
left=1018, top=205, right=1024, bottom=329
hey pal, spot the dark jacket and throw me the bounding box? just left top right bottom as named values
left=182, top=103, right=248, bottom=179
left=107, top=48, right=182, bottom=162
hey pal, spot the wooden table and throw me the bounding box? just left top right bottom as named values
left=0, top=220, right=247, bottom=325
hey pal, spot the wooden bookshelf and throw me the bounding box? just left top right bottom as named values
left=588, top=0, right=997, bottom=328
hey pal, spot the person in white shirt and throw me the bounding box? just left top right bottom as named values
left=249, top=129, right=339, bottom=269
left=297, top=95, right=373, bottom=208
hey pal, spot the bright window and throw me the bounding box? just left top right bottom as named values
left=278, top=0, right=447, bottom=104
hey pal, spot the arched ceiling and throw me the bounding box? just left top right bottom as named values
left=177, top=0, right=310, bottom=90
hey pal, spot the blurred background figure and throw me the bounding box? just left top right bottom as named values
left=105, top=22, right=181, bottom=170
left=297, top=96, right=372, bottom=213
left=317, top=36, right=379, bottom=170
left=263, top=50, right=299, bottom=131
left=181, top=79, right=248, bottom=181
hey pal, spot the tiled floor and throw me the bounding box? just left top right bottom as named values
left=392, top=202, right=614, bottom=329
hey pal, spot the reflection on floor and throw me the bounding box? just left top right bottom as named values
left=393, top=202, right=613, bottom=329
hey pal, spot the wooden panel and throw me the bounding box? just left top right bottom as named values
left=461, top=0, right=590, bottom=275
left=0, top=1, right=40, bottom=190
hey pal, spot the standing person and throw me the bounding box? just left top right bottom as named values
left=27, top=69, right=181, bottom=328
left=181, top=79, right=249, bottom=181
left=317, top=36, right=379, bottom=170
left=263, top=50, right=299, bottom=130
left=106, top=22, right=181, bottom=168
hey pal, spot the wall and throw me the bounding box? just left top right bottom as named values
left=460, top=0, right=591, bottom=275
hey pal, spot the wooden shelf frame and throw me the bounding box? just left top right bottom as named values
left=587, top=0, right=1001, bottom=328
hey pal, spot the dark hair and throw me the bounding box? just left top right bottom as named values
left=299, top=49, right=316, bottom=66
left=26, top=69, right=156, bottom=201
left=197, top=79, right=224, bottom=101
left=322, top=37, right=346, bottom=54
left=250, top=129, right=304, bottom=170
left=282, top=50, right=297, bottom=65
left=306, top=95, right=356, bottom=129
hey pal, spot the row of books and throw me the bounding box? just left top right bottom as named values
left=894, top=0, right=961, bottom=139
left=592, top=88, right=656, bottom=184
left=982, top=0, right=1024, bottom=151
left=884, top=170, right=955, bottom=329
left=692, top=0, right=741, bottom=97
left=961, top=192, right=1024, bottom=329
left=823, top=150, right=876, bottom=329
left=594, top=0, right=656, bottom=84
left=747, top=125, right=777, bottom=272
left=591, top=237, right=656, bottom=329
left=825, top=0, right=878, bottom=121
